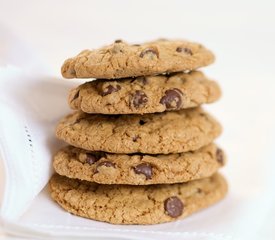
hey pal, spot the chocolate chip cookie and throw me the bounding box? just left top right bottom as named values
left=68, top=71, right=221, bottom=114
left=56, top=108, right=222, bottom=154
left=61, top=39, right=215, bottom=79
left=53, top=144, right=225, bottom=185
left=49, top=173, right=227, bottom=224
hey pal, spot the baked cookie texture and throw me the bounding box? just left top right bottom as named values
left=49, top=173, right=227, bottom=225
left=56, top=108, right=222, bottom=154
left=53, top=144, right=225, bottom=185
left=51, top=38, right=227, bottom=225
left=61, top=39, right=215, bottom=79
left=68, top=71, right=221, bottom=115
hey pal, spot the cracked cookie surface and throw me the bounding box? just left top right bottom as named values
left=56, top=108, right=222, bottom=154
left=68, top=71, right=221, bottom=114
left=49, top=173, right=227, bottom=224
left=53, top=144, right=225, bottom=185
left=61, top=39, right=215, bottom=79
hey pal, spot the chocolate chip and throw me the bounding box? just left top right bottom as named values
left=160, top=88, right=183, bottom=110
left=164, top=196, right=184, bottom=218
left=114, top=39, right=123, bottom=43
left=132, top=90, right=148, bottom=108
left=216, top=148, right=224, bottom=165
left=132, top=44, right=140, bottom=47
left=101, top=84, right=121, bottom=96
left=86, top=153, right=100, bottom=165
left=139, top=120, right=146, bottom=125
left=176, top=47, right=193, bottom=55
left=140, top=47, right=159, bottom=58
left=133, top=163, right=152, bottom=180
left=95, top=161, right=115, bottom=173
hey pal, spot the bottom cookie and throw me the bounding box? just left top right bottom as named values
left=49, top=173, right=227, bottom=225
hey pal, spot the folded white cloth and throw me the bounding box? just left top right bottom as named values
left=0, top=29, right=274, bottom=240
left=0, top=66, right=66, bottom=220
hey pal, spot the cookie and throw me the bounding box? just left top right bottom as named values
left=53, top=144, right=225, bottom=185
left=68, top=71, right=221, bottom=115
left=56, top=108, right=222, bottom=154
left=49, top=173, right=227, bottom=224
left=61, top=39, right=215, bottom=79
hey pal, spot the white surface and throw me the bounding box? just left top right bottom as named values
left=0, top=0, right=275, bottom=239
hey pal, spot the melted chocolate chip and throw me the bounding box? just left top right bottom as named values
left=95, top=161, right=115, bottom=173
left=101, top=84, right=121, bottom=96
left=176, top=47, right=193, bottom=55
left=139, top=120, right=146, bottom=125
left=114, top=39, right=123, bottom=43
left=164, top=196, right=184, bottom=218
left=86, top=153, right=100, bottom=165
left=132, top=44, right=140, bottom=46
left=132, top=90, right=148, bottom=108
left=160, top=88, right=183, bottom=110
left=133, top=163, right=152, bottom=180
left=216, top=148, right=224, bottom=165
left=140, top=47, right=159, bottom=58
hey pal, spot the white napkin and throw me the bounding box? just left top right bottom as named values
left=0, top=67, right=234, bottom=240
left=0, top=29, right=274, bottom=240
left=0, top=66, right=64, bottom=220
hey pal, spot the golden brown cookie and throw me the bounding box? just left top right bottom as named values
left=53, top=144, right=225, bottom=185
left=68, top=71, right=221, bottom=114
left=61, top=39, right=215, bottom=79
left=56, top=108, right=222, bottom=154
left=49, top=173, right=227, bottom=224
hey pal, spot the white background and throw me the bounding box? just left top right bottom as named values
left=0, top=0, right=275, bottom=239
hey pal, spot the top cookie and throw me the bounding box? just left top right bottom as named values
left=61, top=39, right=215, bottom=79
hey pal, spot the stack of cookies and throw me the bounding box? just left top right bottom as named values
left=49, top=39, right=228, bottom=225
